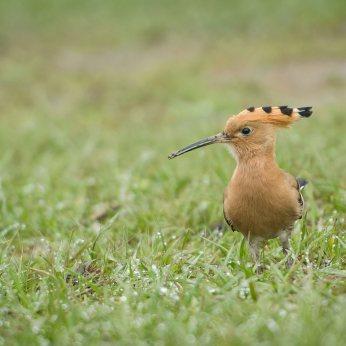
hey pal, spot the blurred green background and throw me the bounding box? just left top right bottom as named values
left=0, top=0, right=345, bottom=244
left=1, top=1, right=346, bottom=345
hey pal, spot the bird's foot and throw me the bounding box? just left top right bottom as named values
left=286, top=256, right=293, bottom=269
left=255, top=263, right=262, bottom=275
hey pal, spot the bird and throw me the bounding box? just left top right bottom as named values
left=168, top=106, right=312, bottom=270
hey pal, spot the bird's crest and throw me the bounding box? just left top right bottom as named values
left=234, top=106, right=312, bottom=128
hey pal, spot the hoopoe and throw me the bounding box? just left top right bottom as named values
left=168, top=106, right=312, bottom=269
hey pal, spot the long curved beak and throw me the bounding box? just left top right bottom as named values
left=168, top=132, right=229, bottom=160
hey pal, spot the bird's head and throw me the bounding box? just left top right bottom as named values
left=168, top=106, right=312, bottom=161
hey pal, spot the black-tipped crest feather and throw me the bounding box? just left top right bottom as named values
left=298, top=110, right=312, bottom=117
left=281, top=107, right=293, bottom=116
left=262, top=106, right=272, bottom=113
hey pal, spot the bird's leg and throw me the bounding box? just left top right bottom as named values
left=248, top=235, right=263, bottom=274
left=278, top=225, right=294, bottom=269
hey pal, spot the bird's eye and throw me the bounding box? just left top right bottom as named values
left=241, top=127, right=251, bottom=135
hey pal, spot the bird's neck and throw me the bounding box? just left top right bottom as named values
left=235, top=153, right=280, bottom=180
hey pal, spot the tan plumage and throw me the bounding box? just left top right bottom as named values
left=168, top=105, right=312, bottom=269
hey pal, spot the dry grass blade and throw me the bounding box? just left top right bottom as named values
left=30, top=267, right=58, bottom=281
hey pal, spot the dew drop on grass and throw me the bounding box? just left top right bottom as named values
left=267, top=319, right=279, bottom=332
left=91, top=330, right=100, bottom=338
left=186, top=334, right=196, bottom=344
left=56, top=202, right=65, bottom=210
left=279, top=309, right=287, bottom=317
left=32, top=325, right=39, bottom=333
left=51, top=315, right=58, bottom=322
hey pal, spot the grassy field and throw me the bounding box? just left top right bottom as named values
left=1, top=0, right=346, bottom=345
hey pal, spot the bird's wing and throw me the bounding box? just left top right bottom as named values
left=296, top=177, right=308, bottom=191
left=295, top=177, right=308, bottom=219
left=223, top=188, right=236, bottom=231
left=282, top=170, right=308, bottom=220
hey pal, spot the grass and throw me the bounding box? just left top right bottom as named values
left=1, top=0, right=346, bottom=345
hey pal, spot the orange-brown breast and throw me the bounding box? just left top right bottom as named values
left=223, top=158, right=301, bottom=239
